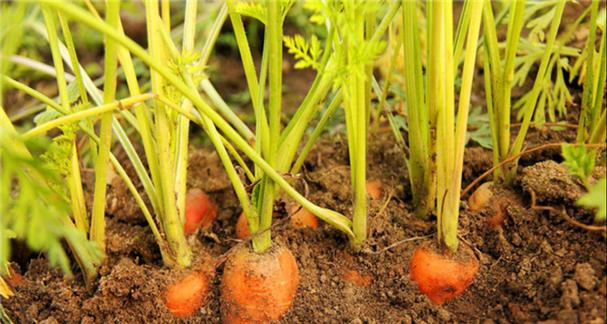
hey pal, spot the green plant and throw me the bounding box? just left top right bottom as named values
left=31, top=1, right=362, bottom=265
left=402, top=0, right=484, bottom=304
left=400, top=0, right=483, bottom=239
left=0, top=116, right=102, bottom=285
left=482, top=0, right=566, bottom=183
left=576, top=2, right=606, bottom=145
left=512, top=1, right=583, bottom=126
left=577, top=178, right=606, bottom=223
left=0, top=0, right=106, bottom=287
left=561, top=144, right=606, bottom=224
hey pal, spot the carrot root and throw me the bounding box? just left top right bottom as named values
left=467, top=181, right=493, bottom=212
left=410, top=244, right=479, bottom=304
left=184, top=189, right=218, bottom=235
left=235, top=212, right=251, bottom=239
left=220, top=244, right=299, bottom=324
left=290, top=205, right=319, bottom=230
left=165, top=271, right=210, bottom=317
left=366, top=180, right=383, bottom=200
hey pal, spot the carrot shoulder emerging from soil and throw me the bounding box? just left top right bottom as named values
left=366, top=180, right=383, bottom=200
left=410, top=245, right=479, bottom=305
left=220, top=244, right=300, bottom=324
left=184, top=189, right=218, bottom=235
left=164, top=271, right=210, bottom=317
left=467, top=181, right=494, bottom=212
left=289, top=204, right=319, bottom=230
left=235, top=212, right=251, bottom=239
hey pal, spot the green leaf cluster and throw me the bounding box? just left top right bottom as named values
left=0, top=131, right=101, bottom=276
left=284, top=34, right=322, bottom=70
left=561, top=143, right=595, bottom=184
left=577, top=178, right=606, bottom=222
left=466, top=106, right=493, bottom=149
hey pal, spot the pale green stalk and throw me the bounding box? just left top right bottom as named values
left=482, top=49, right=501, bottom=181
left=588, top=8, right=606, bottom=144
left=440, top=0, right=483, bottom=252
left=23, top=94, right=154, bottom=140
left=228, top=4, right=270, bottom=158
left=175, top=0, right=197, bottom=223
left=253, top=0, right=283, bottom=253
left=577, top=0, right=599, bottom=143
left=145, top=0, right=191, bottom=267
left=497, top=0, right=525, bottom=183
left=90, top=0, right=120, bottom=254
left=509, top=0, right=565, bottom=176
left=341, top=1, right=367, bottom=247
left=402, top=0, right=433, bottom=219
left=433, top=0, right=455, bottom=245
left=57, top=13, right=88, bottom=105
left=291, top=91, right=343, bottom=174
left=40, top=5, right=92, bottom=263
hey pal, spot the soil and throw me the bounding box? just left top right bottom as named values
left=3, top=129, right=606, bottom=323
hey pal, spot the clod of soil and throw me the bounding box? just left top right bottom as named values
left=521, top=160, right=586, bottom=204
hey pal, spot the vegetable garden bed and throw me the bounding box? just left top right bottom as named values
left=1, top=0, right=605, bottom=322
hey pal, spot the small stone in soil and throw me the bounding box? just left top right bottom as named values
left=599, top=277, right=607, bottom=296
left=560, top=279, right=580, bottom=309
left=574, top=263, right=597, bottom=291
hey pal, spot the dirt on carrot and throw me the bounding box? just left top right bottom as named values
left=220, top=243, right=299, bottom=324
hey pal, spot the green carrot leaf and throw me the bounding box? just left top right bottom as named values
left=561, top=143, right=595, bottom=182
left=577, top=178, right=606, bottom=222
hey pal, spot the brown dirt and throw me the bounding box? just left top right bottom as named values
left=3, top=131, right=606, bottom=323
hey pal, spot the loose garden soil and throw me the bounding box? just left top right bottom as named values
left=3, top=128, right=606, bottom=323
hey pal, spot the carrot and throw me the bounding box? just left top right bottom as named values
left=487, top=205, right=508, bottom=228
left=184, top=189, right=217, bottom=235
left=220, top=244, right=299, bottom=324
left=467, top=181, right=493, bottom=212
left=235, top=212, right=250, bottom=239
left=289, top=204, right=319, bottom=230
left=410, top=244, right=479, bottom=305
left=342, top=269, right=373, bottom=287
left=467, top=182, right=509, bottom=228
left=366, top=179, right=382, bottom=200
left=164, top=271, right=210, bottom=317
left=3, top=265, right=25, bottom=288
